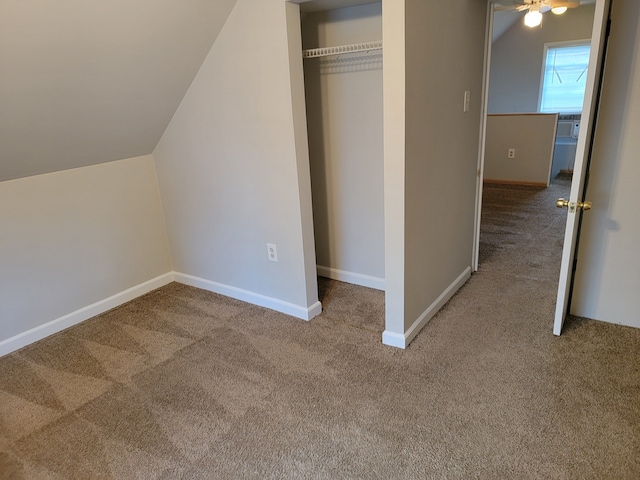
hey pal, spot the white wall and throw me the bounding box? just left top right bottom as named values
left=484, top=113, right=558, bottom=186
left=302, top=3, right=384, bottom=289
left=153, top=0, right=320, bottom=320
left=571, top=0, right=640, bottom=328
left=383, top=0, right=487, bottom=347
left=488, top=5, right=595, bottom=114
left=0, top=155, right=172, bottom=354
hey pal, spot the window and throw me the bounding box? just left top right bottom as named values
left=539, top=42, right=591, bottom=113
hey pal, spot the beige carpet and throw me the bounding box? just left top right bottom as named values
left=1, top=175, right=639, bottom=479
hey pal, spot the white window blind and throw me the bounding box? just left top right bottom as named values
left=539, top=42, right=591, bottom=113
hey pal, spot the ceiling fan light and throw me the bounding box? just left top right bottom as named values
left=552, top=6, right=568, bottom=15
left=524, top=10, right=543, bottom=27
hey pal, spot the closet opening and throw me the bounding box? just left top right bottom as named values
left=294, top=0, right=385, bottom=331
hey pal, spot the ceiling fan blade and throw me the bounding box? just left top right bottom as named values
left=493, top=3, right=529, bottom=12
left=547, top=1, right=581, bottom=7
left=493, top=0, right=580, bottom=13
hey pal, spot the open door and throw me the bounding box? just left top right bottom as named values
left=553, top=0, right=612, bottom=335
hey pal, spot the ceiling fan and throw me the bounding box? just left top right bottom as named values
left=513, top=0, right=580, bottom=12
left=499, top=0, right=581, bottom=27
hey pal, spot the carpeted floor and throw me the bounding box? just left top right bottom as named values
left=1, top=175, right=639, bottom=479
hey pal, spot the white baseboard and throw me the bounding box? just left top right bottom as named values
left=381, top=330, right=407, bottom=349
left=0, top=272, right=175, bottom=358
left=173, top=272, right=322, bottom=321
left=382, top=267, right=472, bottom=349
left=316, top=265, right=385, bottom=291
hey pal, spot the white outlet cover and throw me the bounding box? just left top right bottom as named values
left=267, top=243, right=278, bottom=262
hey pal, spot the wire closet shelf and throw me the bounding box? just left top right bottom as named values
left=303, top=40, right=383, bottom=59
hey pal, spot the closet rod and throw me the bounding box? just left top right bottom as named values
left=303, top=40, right=383, bottom=59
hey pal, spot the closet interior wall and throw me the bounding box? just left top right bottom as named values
left=301, top=2, right=385, bottom=290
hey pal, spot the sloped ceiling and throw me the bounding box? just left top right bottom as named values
left=493, top=10, right=524, bottom=43
left=294, top=0, right=379, bottom=13
left=0, top=0, right=238, bottom=181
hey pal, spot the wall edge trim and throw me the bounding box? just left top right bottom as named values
left=382, top=267, right=472, bottom=349
left=381, top=330, right=406, bottom=349
left=316, top=265, right=385, bottom=291
left=483, top=179, right=548, bottom=187
left=173, top=272, right=322, bottom=321
left=0, top=272, right=175, bottom=358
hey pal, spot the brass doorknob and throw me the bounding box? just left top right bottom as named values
left=556, top=198, right=592, bottom=211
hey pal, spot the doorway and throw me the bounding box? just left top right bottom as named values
left=476, top=0, right=608, bottom=333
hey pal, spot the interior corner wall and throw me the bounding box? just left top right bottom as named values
left=571, top=0, right=640, bottom=329
left=302, top=3, right=385, bottom=288
left=153, top=0, right=319, bottom=317
left=403, top=0, right=486, bottom=332
left=0, top=155, right=173, bottom=350
left=488, top=5, right=596, bottom=114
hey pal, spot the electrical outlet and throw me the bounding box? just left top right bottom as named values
left=508, top=148, right=516, bottom=159
left=267, top=243, right=278, bottom=262
left=572, top=122, right=580, bottom=138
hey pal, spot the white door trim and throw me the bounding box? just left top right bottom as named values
left=472, top=1, right=496, bottom=271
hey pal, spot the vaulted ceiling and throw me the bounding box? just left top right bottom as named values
left=0, top=0, right=238, bottom=181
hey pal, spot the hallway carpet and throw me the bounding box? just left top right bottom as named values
left=1, top=176, right=639, bottom=478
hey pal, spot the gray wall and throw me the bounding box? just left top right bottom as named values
left=4, top=0, right=638, bottom=358
left=489, top=5, right=595, bottom=114
left=302, top=3, right=384, bottom=289
left=0, top=156, right=172, bottom=350
left=0, top=0, right=238, bottom=182
left=571, top=0, right=640, bottom=328
left=484, top=114, right=558, bottom=185
left=154, top=0, right=320, bottom=318
left=393, top=0, right=487, bottom=339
